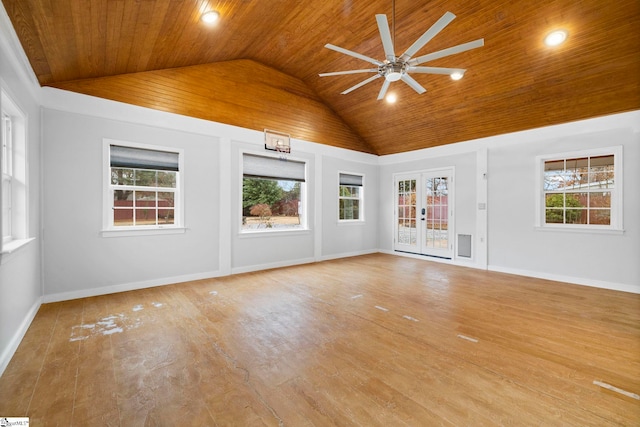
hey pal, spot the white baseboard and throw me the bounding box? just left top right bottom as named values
left=231, top=257, right=316, bottom=275
left=0, top=296, right=42, bottom=377
left=380, top=249, right=486, bottom=270
left=45, top=253, right=373, bottom=304
left=488, top=265, right=640, bottom=294
left=43, top=270, right=223, bottom=303
left=43, top=253, right=638, bottom=304
left=382, top=249, right=639, bottom=294
left=319, top=249, right=379, bottom=262
left=385, top=249, right=453, bottom=263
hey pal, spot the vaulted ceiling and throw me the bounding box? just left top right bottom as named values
left=3, top=0, right=639, bottom=155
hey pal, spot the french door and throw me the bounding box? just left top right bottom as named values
left=394, top=169, right=454, bottom=259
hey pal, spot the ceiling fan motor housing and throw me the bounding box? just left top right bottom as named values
left=381, top=62, right=405, bottom=81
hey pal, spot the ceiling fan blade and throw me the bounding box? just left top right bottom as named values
left=408, top=39, right=485, bottom=66
left=341, top=74, right=382, bottom=94
left=408, top=66, right=466, bottom=75
left=325, top=43, right=384, bottom=66
left=375, top=14, right=396, bottom=62
left=319, top=69, right=378, bottom=77
left=399, top=11, right=456, bottom=61
left=401, top=74, right=427, bottom=94
left=377, top=79, right=391, bottom=100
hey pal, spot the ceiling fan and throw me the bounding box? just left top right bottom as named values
left=319, top=7, right=484, bottom=100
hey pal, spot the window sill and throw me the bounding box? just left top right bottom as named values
left=534, top=225, right=624, bottom=236
left=101, top=227, right=186, bottom=238
left=1, top=238, right=36, bottom=264
left=2, top=237, right=35, bottom=254
left=337, top=220, right=366, bottom=226
left=239, top=228, right=311, bottom=238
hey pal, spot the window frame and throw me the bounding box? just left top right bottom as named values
left=1, top=87, right=31, bottom=256
left=240, top=150, right=308, bottom=235
left=535, top=146, right=623, bottom=233
left=102, top=139, right=185, bottom=237
left=338, top=171, right=364, bottom=223
left=2, top=112, right=12, bottom=245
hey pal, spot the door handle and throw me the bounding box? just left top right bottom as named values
left=421, top=217, right=426, bottom=221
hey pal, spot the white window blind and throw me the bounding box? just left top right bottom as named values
left=111, top=145, right=179, bottom=171
left=243, top=153, right=305, bottom=182
left=339, top=173, right=363, bottom=186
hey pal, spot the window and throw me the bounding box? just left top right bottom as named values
left=242, top=153, right=306, bottom=231
left=339, top=173, right=363, bottom=221
left=1, top=89, right=28, bottom=251
left=105, top=141, right=182, bottom=231
left=538, top=147, right=622, bottom=230
left=1, top=113, right=11, bottom=243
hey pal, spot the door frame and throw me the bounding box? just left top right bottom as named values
left=393, top=167, right=455, bottom=259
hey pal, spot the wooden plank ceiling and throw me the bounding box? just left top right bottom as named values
left=3, top=0, right=639, bottom=155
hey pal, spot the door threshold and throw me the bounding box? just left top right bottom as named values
left=394, top=250, right=452, bottom=261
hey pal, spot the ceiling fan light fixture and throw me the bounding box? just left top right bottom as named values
left=450, top=71, right=464, bottom=80
left=383, top=62, right=405, bottom=81
left=544, top=30, right=567, bottom=46
left=386, top=93, right=397, bottom=103
left=201, top=10, right=220, bottom=24
left=385, top=71, right=403, bottom=82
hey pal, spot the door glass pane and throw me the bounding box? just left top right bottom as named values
left=397, top=179, right=417, bottom=246
left=424, top=177, right=449, bottom=252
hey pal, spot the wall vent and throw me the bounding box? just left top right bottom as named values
left=458, top=234, right=472, bottom=258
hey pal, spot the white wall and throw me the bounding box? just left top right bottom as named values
left=321, top=156, right=379, bottom=259
left=487, top=123, right=639, bottom=292
left=39, top=87, right=380, bottom=300
left=0, top=3, right=42, bottom=375
left=42, top=108, right=222, bottom=300
left=378, top=111, right=640, bottom=293
left=378, top=150, right=485, bottom=267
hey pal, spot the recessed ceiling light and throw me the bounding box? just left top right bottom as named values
left=201, top=10, right=220, bottom=24
left=386, top=93, right=397, bottom=103
left=450, top=71, right=464, bottom=81
left=545, top=30, right=567, bottom=47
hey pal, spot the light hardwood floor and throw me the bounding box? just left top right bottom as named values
left=1, top=254, right=639, bottom=425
